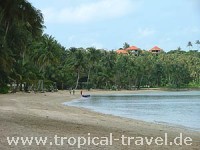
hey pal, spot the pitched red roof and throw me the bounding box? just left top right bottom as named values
left=126, top=46, right=139, bottom=51
left=150, top=46, right=162, bottom=51
left=116, top=50, right=128, bottom=54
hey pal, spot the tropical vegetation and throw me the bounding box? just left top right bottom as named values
left=0, top=0, right=200, bottom=93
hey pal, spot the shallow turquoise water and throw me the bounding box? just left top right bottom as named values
left=64, top=91, right=200, bottom=130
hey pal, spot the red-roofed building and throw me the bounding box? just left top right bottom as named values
left=116, top=49, right=128, bottom=54
left=126, top=46, right=139, bottom=51
left=116, top=45, right=140, bottom=55
left=125, top=46, right=140, bottom=55
left=149, top=46, right=163, bottom=54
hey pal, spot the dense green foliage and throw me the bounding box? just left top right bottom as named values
left=0, top=1, right=200, bottom=93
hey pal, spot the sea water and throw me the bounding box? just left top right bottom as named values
left=64, top=91, right=200, bottom=131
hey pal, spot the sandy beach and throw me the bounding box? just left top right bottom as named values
left=0, top=90, right=199, bottom=150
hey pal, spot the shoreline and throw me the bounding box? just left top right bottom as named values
left=0, top=90, right=200, bottom=149
left=64, top=91, right=200, bottom=132
left=65, top=104, right=200, bottom=133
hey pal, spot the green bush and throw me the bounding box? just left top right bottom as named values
left=0, top=85, right=9, bottom=94
left=188, top=82, right=200, bottom=88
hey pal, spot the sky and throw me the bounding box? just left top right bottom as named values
left=28, top=0, right=200, bottom=51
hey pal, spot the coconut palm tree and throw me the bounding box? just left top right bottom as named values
left=68, top=48, right=86, bottom=90
left=31, top=34, right=59, bottom=76
left=0, top=0, right=43, bottom=38
left=0, top=0, right=44, bottom=91
left=195, top=40, right=200, bottom=50
left=187, top=41, right=193, bottom=50
left=86, top=47, right=101, bottom=88
left=123, top=42, right=130, bottom=49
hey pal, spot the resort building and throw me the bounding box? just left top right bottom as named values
left=116, top=45, right=140, bottom=55
left=116, top=45, right=163, bottom=55
left=116, top=49, right=128, bottom=54
left=149, top=46, right=163, bottom=54
left=126, top=46, right=140, bottom=54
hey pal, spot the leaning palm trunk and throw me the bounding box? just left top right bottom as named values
left=4, top=22, right=10, bottom=39
left=86, top=68, right=91, bottom=89
left=74, top=70, right=80, bottom=90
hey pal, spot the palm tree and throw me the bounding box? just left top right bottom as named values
left=68, top=48, right=86, bottom=90
left=31, top=34, right=59, bottom=76
left=0, top=0, right=44, bottom=90
left=123, top=42, right=130, bottom=49
left=195, top=40, right=200, bottom=50
left=0, top=0, right=44, bottom=38
left=86, top=47, right=100, bottom=88
left=187, top=41, right=193, bottom=50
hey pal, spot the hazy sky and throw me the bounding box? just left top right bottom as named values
left=29, top=0, right=200, bottom=51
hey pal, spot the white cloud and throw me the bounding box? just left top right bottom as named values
left=42, top=0, right=135, bottom=24
left=138, top=28, right=155, bottom=37
left=65, top=34, right=103, bottom=49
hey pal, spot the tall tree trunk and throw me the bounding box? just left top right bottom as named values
left=74, top=70, right=80, bottom=90
left=134, top=78, right=138, bottom=90
left=86, top=68, right=91, bottom=89
left=4, top=22, right=10, bottom=39
left=62, top=82, right=63, bottom=90
left=137, top=75, right=144, bottom=89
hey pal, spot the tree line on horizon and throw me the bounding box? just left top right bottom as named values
left=0, top=0, right=200, bottom=93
